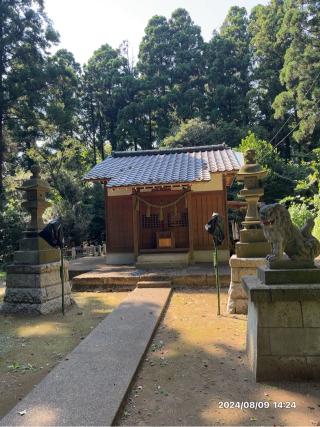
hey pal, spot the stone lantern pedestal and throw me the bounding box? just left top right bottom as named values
left=227, top=150, right=270, bottom=314
left=0, top=165, right=73, bottom=315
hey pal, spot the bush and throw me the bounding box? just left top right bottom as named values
left=238, top=132, right=309, bottom=203
left=288, top=203, right=314, bottom=229
left=313, top=216, right=320, bottom=241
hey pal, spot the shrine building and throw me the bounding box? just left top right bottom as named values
left=84, top=144, right=243, bottom=266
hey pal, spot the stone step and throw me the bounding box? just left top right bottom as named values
left=137, top=280, right=172, bottom=288
left=71, top=269, right=231, bottom=290
left=0, top=288, right=172, bottom=427
left=136, top=252, right=189, bottom=269
left=135, top=263, right=188, bottom=269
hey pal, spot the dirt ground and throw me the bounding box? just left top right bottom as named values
left=0, top=287, right=128, bottom=418
left=118, top=290, right=320, bottom=427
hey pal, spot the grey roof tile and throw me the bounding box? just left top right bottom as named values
left=84, top=144, right=243, bottom=187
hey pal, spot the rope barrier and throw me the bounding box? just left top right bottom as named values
left=135, top=192, right=187, bottom=209
left=135, top=191, right=188, bottom=219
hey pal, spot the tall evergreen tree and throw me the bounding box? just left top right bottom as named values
left=273, top=0, right=320, bottom=153
left=169, top=8, right=205, bottom=121
left=137, top=15, right=173, bottom=144
left=136, top=9, right=205, bottom=145
left=205, top=6, right=251, bottom=146
left=0, top=0, right=58, bottom=200
left=82, top=44, right=130, bottom=159
left=249, top=0, right=292, bottom=156
left=44, top=49, right=81, bottom=148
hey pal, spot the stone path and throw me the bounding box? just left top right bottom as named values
left=0, top=288, right=172, bottom=426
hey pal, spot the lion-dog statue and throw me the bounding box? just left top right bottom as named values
left=260, top=203, right=320, bottom=263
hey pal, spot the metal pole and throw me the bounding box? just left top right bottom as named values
left=60, top=248, right=65, bottom=316
left=213, top=242, right=221, bottom=315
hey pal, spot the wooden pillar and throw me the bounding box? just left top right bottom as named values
left=186, top=191, right=194, bottom=264
left=104, top=183, right=109, bottom=251
left=132, top=194, right=139, bottom=261
left=222, top=175, right=230, bottom=250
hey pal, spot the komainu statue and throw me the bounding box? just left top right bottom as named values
left=260, top=203, right=320, bottom=265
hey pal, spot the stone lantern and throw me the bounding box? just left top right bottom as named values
left=20, top=164, right=50, bottom=234
left=235, top=149, right=270, bottom=258
left=13, top=164, right=60, bottom=265
left=1, top=164, right=73, bottom=314
left=227, top=149, right=270, bottom=314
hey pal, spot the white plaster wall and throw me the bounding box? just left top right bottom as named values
left=191, top=173, right=223, bottom=192
left=108, top=188, right=132, bottom=196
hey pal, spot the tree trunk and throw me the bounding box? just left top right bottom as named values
left=109, top=121, right=116, bottom=152
left=0, top=111, right=4, bottom=206
left=148, top=110, right=152, bottom=148
left=92, top=134, right=97, bottom=165
left=0, top=11, right=4, bottom=205
left=98, top=116, right=105, bottom=158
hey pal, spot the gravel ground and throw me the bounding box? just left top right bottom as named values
left=0, top=288, right=128, bottom=418
left=118, top=290, right=320, bottom=427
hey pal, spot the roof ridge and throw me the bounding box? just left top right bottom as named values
left=112, top=144, right=228, bottom=158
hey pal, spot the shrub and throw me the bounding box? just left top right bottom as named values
left=288, top=203, right=314, bottom=229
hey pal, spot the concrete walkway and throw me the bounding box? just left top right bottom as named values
left=0, top=288, right=172, bottom=426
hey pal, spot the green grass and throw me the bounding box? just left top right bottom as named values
left=0, top=271, right=6, bottom=280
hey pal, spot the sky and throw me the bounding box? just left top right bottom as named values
left=44, top=0, right=268, bottom=66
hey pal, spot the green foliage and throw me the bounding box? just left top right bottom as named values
left=288, top=203, right=314, bottom=229
left=82, top=43, right=132, bottom=158
left=283, top=147, right=320, bottom=241
left=287, top=200, right=320, bottom=241
left=161, top=118, right=244, bottom=148
left=0, top=0, right=59, bottom=199
left=205, top=7, right=251, bottom=146
left=135, top=9, right=205, bottom=146
left=238, top=132, right=309, bottom=202
left=248, top=0, right=291, bottom=154
left=44, top=49, right=81, bottom=148
left=7, top=362, right=37, bottom=373
left=238, top=131, right=277, bottom=163
left=273, top=0, right=320, bottom=148
left=2, top=1, right=320, bottom=259
left=161, top=119, right=216, bottom=147
left=28, top=138, right=104, bottom=245
left=313, top=215, right=320, bottom=242
left=0, top=170, right=30, bottom=263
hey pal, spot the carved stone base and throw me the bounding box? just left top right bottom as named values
left=1, top=262, right=73, bottom=315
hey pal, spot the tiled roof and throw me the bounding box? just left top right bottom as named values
left=84, top=144, right=243, bottom=188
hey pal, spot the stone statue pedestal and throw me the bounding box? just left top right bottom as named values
left=227, top=255, right=267, bottom=314
left=0, top=165, right=73, bottom=315
left=242, top=267, right=320, bottom=381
